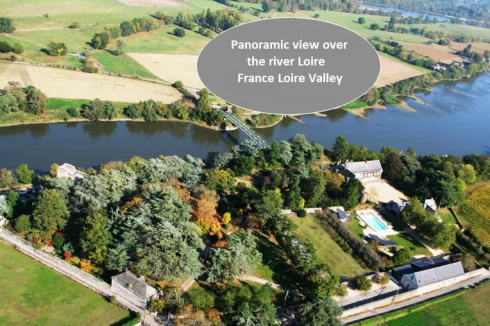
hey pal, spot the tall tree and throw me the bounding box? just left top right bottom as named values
left=331, top=136, right=349, bottom=162
left=297, top=296, right=342, bottom=326
left=80, top=211, right=111, bottom=264
left=15, top=163, right=34, bottom=184
left=23, top=86, right=47, bottom=115
left=32, top=190, right=69, bottom=231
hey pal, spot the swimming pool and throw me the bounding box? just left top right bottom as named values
left=363, top=215, right=388, bottom=232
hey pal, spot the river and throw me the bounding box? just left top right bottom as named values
left=0, top=72, right=489, bottom=172
left=355, top=2, right=467, bottom=24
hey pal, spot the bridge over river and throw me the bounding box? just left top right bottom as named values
left=212, top=105, right=269, bottom=150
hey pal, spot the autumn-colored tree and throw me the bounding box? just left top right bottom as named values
left=148, top=298, right=165, bottom=313
left=79, top=259, right=92, bottom=272
left=212, top=240, right=229, bottom=248
left=121, top=196, right=142, bottom=211
left=222, top=212, right=231, bottom=224
left=49, top=163, right=59, bottom=177
left=195, top=190, right=220, bottom=234
left=205, top=308, right=221, bottom=325
left=63, top=251, right=72, bottom=261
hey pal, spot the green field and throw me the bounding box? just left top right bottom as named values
left=90, top=51, right=158, bottom=78
left=436, top=208, right=458, bottom=225
left=386, top=281, right=490, bottom=326
left=353, top=281, right=490, bottom=326
left=342, top=99, right=369, bottom=109
left=292, top=216, right=368, bottom=277
left=387, top=233, right=431, bottom=256
left=0, top=242, right=132, bottom=326
left=118, top=26, right=210, bottom=54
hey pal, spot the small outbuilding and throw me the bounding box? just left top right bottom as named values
left=111, top=270, right=158, bottom=310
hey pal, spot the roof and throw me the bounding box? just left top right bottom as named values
left=411, top=262, right=465, bottom=287
left=337, top=208, right=348, bottom=220
left=424, top=198, right=437, bottom=211
left=411, top=256, right=449, bottom=270
left=345, top=160, right=383, bottom=174
left=366, top=234, right=397, bottom=246
left=112, top=271, right=157, bottom=299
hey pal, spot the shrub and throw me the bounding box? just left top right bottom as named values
left=356, top=275, right=372, bottom=291
left=296, top=209, right=307, bottom=217
left=110, top=295, right=117, bottom=304
left=69, top=22, right=81, bottom=29
left=66, top=108, right=79, bottom=117
left=186, top=287, right=215, bottom=310
left=174, top=27, right=186, bottom=37
left=335, top=284, right=348, bottom=296
left=12, top=43, right=23, bottom=54
left=46, top=42, right=67, bottom=56
left=0, top=41, right=12, bottom=53
left=14, top=214, right=31, bottom=234
left=63, top=251, right=72, bottom=260
left=52, top=233, right=65, bottom=250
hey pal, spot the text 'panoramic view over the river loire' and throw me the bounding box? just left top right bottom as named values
left=1, top=0, right=490, bottom=325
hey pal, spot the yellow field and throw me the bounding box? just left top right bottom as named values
left=128, top=53, right=205, bottom=88
left=461, top=184, right=490, bottom=246
left=374, top=54, right=426, bottom=88
left=0, top=62, right=181, bottom=103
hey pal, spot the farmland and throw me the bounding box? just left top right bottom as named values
left=375, top=53, right=426, bottom=87
left=459, top=184, right=490, bottom=246
left=128, top=53, right=205, bottom=87
left=399, top=41, right=464, bottom=64
left=0, top=242, right=133, bottom=325
left=90, top=50, right=158, bottom=79
left=0, top=62, right=181, bottom=103
left=292, top=215, right=368, bottom=277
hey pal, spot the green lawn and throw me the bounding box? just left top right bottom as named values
left=292, top=216, right=368, bottom=277
left=342, top=99, right=369, bottom=110
left=387, top=233, right=431, bottom=256
left=0, top=242, right=132, bottom=326
left=90, top=50, right=158, bottom=79
left=437, top=208, right=458, bottom=225
left=386, top=281, right=490, bottom=326
left=349, top=217, right=364, bottom=237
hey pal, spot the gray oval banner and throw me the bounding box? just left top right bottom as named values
left=197, top=18, right=380, bottom=115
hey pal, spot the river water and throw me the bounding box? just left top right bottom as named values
left=355, top=2, right=477, bottom=24
left=0, top=72, right=489, bottom=172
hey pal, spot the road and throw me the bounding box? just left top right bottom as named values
left=341, top=269, right=490, bottom=324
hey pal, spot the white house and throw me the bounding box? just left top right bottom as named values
left=400, top=261, right=464, bottom=290
left=57, top=163, right=86, bottom=181
left=111, top=270, right=158, bottom=310
left=424, top=198, right=442, bottom=223
left=343, top=160, right=383, bottom=184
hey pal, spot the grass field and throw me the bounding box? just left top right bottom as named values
left=436, top=208, right=458, bottom=225
left=399, top=41, right=464, bottom=64
left=292, top=215, right=368, bottom=277
left=91, top=50, right=158, bottom=79
left=0, top=242, right=132, bottom=325
left=387, top=233, right=431, bottom=256
left=118, top=27, right=210, bottom=54
left=385, top=281, right=490, bottom=326
left=459, top=184, right=490, bottom=246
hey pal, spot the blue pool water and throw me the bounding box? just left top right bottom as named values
left=364, top=215, right=388, bottom=231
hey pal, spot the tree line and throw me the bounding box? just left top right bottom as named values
left=0, top=82, right=47, bottom=116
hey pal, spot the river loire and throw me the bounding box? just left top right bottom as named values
left=0, top=72, right=489, bottom=171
